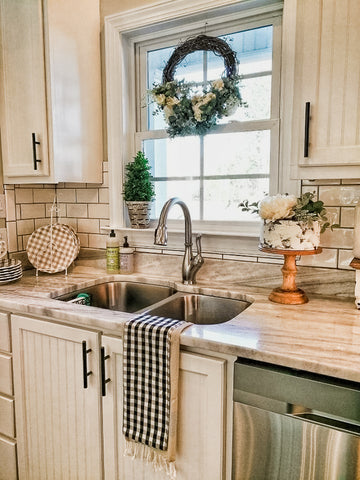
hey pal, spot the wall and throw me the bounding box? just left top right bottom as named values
left=1, top=0, right=359, bottom=273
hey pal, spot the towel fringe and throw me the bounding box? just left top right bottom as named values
left=124, top=439, right=176, bottom=479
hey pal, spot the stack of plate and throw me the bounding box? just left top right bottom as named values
left=0, top=259, right=22, bottom=284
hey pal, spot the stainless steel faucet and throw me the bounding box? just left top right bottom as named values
left=154, top=197, right=204, bottom=285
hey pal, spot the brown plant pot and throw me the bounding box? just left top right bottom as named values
left=126, top=201, right=151, bottom=229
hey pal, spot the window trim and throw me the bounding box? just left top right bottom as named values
left=104, top=0, right=295, bottom=253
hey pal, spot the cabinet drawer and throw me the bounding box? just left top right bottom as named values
left=0, top=354, right=12, bottom=396
left=0, top=313, right=10, bottom=352
left=0, top=395, right=14, bottom=438
left=0, top=435, right=17, bottom=480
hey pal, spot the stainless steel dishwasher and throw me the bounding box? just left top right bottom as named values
left=232, top=359, right=360, bottom=480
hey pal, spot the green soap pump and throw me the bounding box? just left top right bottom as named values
left=106, top=229, right=119, bottom=273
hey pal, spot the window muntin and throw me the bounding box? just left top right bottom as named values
left=137, top=19, right=280, bottom=228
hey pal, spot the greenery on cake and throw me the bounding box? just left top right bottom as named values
left=239, top=192, right=338, bottom=233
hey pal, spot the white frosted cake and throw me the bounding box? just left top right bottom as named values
left=260, top=220, right=321, bottom=250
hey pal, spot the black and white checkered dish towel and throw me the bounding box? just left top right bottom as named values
left=123, top=313, right=189, bottom=478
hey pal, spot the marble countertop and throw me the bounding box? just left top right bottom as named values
left=1, top=265, right=359, bottom=383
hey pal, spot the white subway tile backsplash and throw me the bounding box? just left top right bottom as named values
left=3, top=178, right=360, bottom=271
left=99, top=188, right=109, bottom=204
left=21, top=204, right=45, bottom=219
left=341, top=207, right=355, bottom=228
left=76, top=188, right=99, bottom=203
left=302, top=179, right=341, bottom=185
left=56, top=188, right=76, bottom=203
left=15, top=188, right=33, bottom=204
left=67, top=203, right=88, bottom=218
left=301, top=186, right=318, bottom=198
left=77, top=218, right=100, bottom=234
left=77, top=233, right=89, bottom=247
left=45, top=203, right=66, bottom=218
left=88, top=204, right=109, bottom=219
left=319, top=185, right=360, bottom=206
left=320, top=227, right=353, bottom=249
left=34, top=218, right=51, bottom=229
left=88, top=234, right=106, bottom=249
left=298, top=248, right=338, bottom=268
left=6, top=221, right=17, bottom=253
left=102, top=171, right=109, bottom=187
left=17, top=219, right=35, bottom=235
left=33, top=188, right=56, bottom=203
left=5, top=190, right=16, bottom=221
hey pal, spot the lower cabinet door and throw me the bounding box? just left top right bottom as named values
left=0, top=435, right=17, bottom=480
left=102, top=335, right=226, bottom=480
left=11, top=315, right=103, bottom=480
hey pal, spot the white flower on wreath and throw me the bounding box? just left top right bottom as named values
left=192, top=92, right=216, bottom=121
left=259, top=194, right=297, bottom=221
left=193, top=104, right=203, bottom=121
left=203, top=92, right=216, bottom=104
left=212, top=79, right=224, bottom=91
left=154, top=93, right=166, bottom=106
left=163, top=105, right=174, bottom=120
left=166, top=96, right=180, bottom=107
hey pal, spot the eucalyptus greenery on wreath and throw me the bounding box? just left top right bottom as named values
left=149, top=34, right=245, bottom=137
left=123, top=151, right=155, bottom=229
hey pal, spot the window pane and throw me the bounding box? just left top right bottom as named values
left=222, top=26, right=273, bottom=76
left=203, top=177, right=269, bottom=221
left=153, top=180, right=200, bottom=219
left=143, top=137, right=200, bottom=178
left=204, top=131, right=270, bottom=176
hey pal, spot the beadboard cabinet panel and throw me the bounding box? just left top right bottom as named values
left=0, top=0, right=102, bottom=184
left=102, top=334, right=226, bottom=480
left=11, top=315, right=103, bottom=480
left=290, top=0, right=360, bottom=179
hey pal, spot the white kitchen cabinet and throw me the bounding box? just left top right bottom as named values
left=102, top=335, right=227, bottom=480
left=287, top=0, right=360, bottom=179
left=0, top=311, right=16, bottom=480
left=0, top=0, right=102, bottom=184
left=11, top=315, right=103, bottom=480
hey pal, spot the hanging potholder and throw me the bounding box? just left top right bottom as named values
left=26, top=224, right=80, bottom=273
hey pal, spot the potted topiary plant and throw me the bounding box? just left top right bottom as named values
left=123, top=151, right=155, bottom=228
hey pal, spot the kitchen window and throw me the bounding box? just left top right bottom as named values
left=134, top=14, right=282, bottom=233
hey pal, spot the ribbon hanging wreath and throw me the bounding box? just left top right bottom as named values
left=149, top=34, right=245, bottom=138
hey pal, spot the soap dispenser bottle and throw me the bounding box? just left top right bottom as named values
left=119, top=236, right=134, bottom=274
left=106, top=229, right=119, bottom=273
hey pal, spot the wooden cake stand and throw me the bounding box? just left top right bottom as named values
left=259, top=246, right=323, bottom=305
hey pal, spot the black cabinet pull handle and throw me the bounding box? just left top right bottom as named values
left=82, top=341, right=92, bottom=389
left=31, top=133, right=42, bottom=170
left=101, top=347, right=110, bottom=397
left=304, top=102, right=310, bottom=157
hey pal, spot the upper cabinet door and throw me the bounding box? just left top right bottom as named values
left=0, top=0, right=50, bottom=179
left=0, top=0, right=103, bottom=184
left=290, top=0, right=360, bottom=179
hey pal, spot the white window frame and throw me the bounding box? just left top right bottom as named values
left=104, top=0, right=297, bottom=254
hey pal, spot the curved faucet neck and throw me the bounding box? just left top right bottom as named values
left=156, top=197, right=192, bottom=246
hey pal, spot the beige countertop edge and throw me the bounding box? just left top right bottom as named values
left=0, top=267, right=359, bottom=383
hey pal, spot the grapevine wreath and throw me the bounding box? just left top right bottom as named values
left=149, top=34, right=245, bottom=137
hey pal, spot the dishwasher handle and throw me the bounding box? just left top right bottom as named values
left=288, top=411, right=360, bottom=436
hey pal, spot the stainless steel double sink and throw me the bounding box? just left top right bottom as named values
left=55, top=281, right=250, bottom=325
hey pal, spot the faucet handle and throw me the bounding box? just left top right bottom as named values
left=195, top=234, right=202, bottom=256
